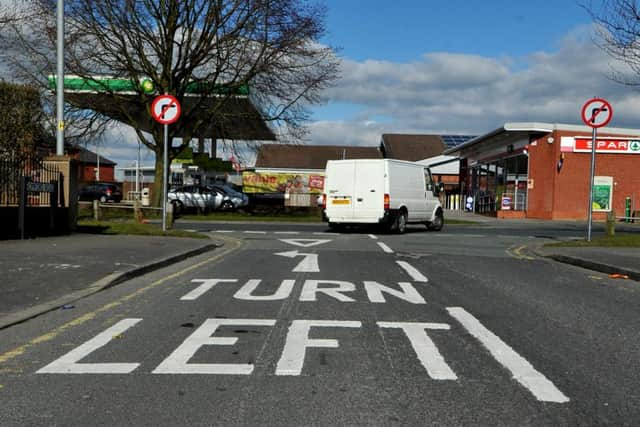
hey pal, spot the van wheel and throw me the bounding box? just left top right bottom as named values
left=328, top=222, right=344, bottom=232
left=427, top=210, right=444, bottom=231
left=394, top=211, right=407, bottom=234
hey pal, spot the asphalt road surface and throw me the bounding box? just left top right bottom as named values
left=1, top=223, right=638, bottom=425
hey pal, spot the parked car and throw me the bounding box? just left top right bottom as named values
left=207, top=184, right=249, bottom=210
left=78, top=182, right=122, bottom=203
left=168, top=185, right=222, bottom=214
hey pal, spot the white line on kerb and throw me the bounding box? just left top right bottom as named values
left=447, top=307, right=570, bottom=403
left=368, top=234, right=378, bottom=240
left=377, top=242, right=393, bottom=253
left=396, top=261, right=428, bottom=282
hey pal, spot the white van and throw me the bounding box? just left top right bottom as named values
left=322, top=159, right=444, bottom=233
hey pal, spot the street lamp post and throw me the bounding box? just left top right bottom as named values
left=56, top=0, right=64, bottom=156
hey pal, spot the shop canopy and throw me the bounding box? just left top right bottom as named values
left=48, top=75, right=276, bottom=141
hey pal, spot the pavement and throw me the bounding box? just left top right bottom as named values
left=0, top=217, right=638, bottom=330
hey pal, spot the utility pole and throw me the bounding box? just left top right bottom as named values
left=56, top=0, right=64, bottom=156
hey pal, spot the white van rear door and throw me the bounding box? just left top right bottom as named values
left=326, top=161, right=356, bottom=218
left=353, top=160, right=385, bottom=219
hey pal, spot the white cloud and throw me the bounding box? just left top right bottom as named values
left=310, top=24, right=640, bottom=148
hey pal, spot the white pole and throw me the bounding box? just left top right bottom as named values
left=56, top=0, right=64, bottom=155
left=96, top=142, right=100, bottom=181
left=162, top=124, right=168, bottom=231
left=136, top=140, right=141, bottom=194
left=587, top=127, right=597, bottom=242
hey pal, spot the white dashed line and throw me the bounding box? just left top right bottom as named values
left=377, top=242, right=394, bottom=253
left=368, top=234, right=378, bottom=240
left=447, top=307, right=570, bottom=403
left=213, top=230, right=234, bottom=233
left=244, top=231, right=267, bottom=234
left=274, top=231, right=300, bottom=235
left=396, top=261, right=428, bottom=282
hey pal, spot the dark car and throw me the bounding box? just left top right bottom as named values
left=78, top=182, right=122, bottom=203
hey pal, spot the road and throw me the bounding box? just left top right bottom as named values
left=1, top=222, right=638, bottom=425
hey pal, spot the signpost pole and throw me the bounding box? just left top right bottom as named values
left=587, top=126, right=597, bottom=242
left=56, top=0, right=64, bottom=156
left=162, top=123, right=168, bottom=232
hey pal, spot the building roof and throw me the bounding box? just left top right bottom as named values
left=254, top=144, right=382, bottom=170
left=70, top=145, right=116, bottom=166
left=416, top=154, right=459, bottom=175
left=443, top=122, right=640, bottom=155
left=380, top=134, right=446, bottom=161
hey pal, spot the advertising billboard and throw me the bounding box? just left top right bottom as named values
left=242, top=172, right=325, bottom=194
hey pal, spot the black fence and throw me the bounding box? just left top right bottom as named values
left=1, top=149, right=62, bottom=207
left=0, top=149, right=67, bottom=239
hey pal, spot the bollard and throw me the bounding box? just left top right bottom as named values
left=625, top=197, right=631, bottom=223
left=166, top=202, right=174, bottom=229
left=93, top=199, right=101, bottom=221
left=133, top=200, right=144, bottom=223
left=606, top=210, right=615, bottom=237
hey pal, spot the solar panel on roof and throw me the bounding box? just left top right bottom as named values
left=441, top=135, right=476, bottom=148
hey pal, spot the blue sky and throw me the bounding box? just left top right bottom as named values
left=322, top=1, right=591, bottom=61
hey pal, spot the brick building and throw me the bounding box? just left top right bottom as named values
left=445, top=122, right=640, bottom=220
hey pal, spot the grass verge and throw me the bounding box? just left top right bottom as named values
left=547, top=233, right=640, bottom=247
left=76, top=220, right=209, bottom=239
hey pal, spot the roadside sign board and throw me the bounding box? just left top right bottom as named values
left=151, top=95, right=181, bottom=125
left=581, top=98, right=613, bottom=128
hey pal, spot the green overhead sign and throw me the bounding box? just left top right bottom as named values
left=47, top=75, right=249, bottom=96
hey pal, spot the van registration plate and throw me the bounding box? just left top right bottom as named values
left=332, top=199, right=350, bottom=205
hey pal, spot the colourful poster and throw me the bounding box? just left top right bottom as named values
left=592, top=176, right=613, bottom=212
left=242, top=172, right=325, bottom=194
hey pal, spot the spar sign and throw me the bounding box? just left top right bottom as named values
left=561, top=136, right=640, bottom=154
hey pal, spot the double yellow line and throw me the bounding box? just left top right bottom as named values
left=507, top=244, right=536, bottom=261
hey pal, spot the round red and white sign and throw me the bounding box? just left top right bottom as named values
left=581, top=98, right=613, bottom=129
left=151, top=95, right=181, bottom=125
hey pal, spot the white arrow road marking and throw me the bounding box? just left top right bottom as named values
left=396, top=261, right=428, bottom=283
left=447, top=307, right=570, bottom=403
left=275, top=250, right=320, bottom=272
left=279, top=238, right=331, bottom=248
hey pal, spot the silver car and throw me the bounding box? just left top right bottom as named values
left=168, top=185, right=222, bottom=214
left=208, top=184, right=249, bottom=210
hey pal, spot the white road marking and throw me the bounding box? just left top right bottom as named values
left=181, top=279, right=238, bottom=301
left=300, top=280, right=356, bottom=302
left=313, top=232, right=339, bottom=235
left=274, top=231, right=300, bottom=235
left=396, top=261, right=429, bottom=283
left=234, top=279, right=296, bottom=300
left=276, top=320, right=361, bottom=376
left=153, top=319, right=276, bottom=375
left=364, top=281, right=426, bottom=304
left=378, top=322, right=456, bottom=380
left=447, top=307, right=570, bottom=403
left=280, top=238, right=331, bottom=248
left=244, top=230, right=267, bottom=234
left=377, top=242, right=394, bottom=253
left=213, top=230, right=234, bottom=233
left=275, top=250, right=320, bottom=272
left=368, top=234, right=378, bottom=240
left=37, top=319, right=142, bottom=374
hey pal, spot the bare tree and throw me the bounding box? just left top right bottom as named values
left=585, top=0, right=640, bottom=85
left=8, top=0, right=339, bottom=205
